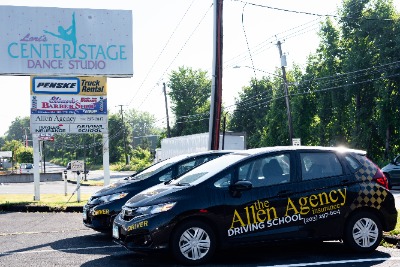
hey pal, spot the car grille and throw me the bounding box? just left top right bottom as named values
left=121, top=207, right=139, bottom=221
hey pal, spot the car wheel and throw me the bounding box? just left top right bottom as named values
left=343, top=211, right=382, bottom=252
left=171, top=220, right=216, bottom=265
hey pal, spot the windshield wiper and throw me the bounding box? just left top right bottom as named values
left=175, top=182, right=191, bottom=186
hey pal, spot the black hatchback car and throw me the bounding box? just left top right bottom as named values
left=382, top=154, right=400, bottom=189
left=113, top=146, right=397, bottom=265
left=83, top=150, right=232, bottom=233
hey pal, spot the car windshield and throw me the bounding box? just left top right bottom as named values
left=129, top=154, right=197, bottom=181
left=171, top=153, right=247, bottom=186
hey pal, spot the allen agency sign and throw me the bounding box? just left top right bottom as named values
left=1, top=6, right=133, bottom=77
left=30, top=76, right=108, bottom=134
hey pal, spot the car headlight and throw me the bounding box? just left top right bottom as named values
left=97, top=192, right=128, bottom=204
left=136, top=202, right=176, bottom=216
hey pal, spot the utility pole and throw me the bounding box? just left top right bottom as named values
left=208, top=0, right=223, bottom=150
left=277, top=40, right=294, bottom=145
left=118, top=105, right=129, bottom=165
left=163, top=82, right=171, bottom=138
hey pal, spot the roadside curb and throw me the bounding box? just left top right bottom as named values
left=0, top=205, right=82, bottom=213
left=383, top=233, right=400, bottom=248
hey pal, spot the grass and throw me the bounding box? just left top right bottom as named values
left=67, top=179, right=104, bottom=187
left=0, top=194, right=92, bottom=207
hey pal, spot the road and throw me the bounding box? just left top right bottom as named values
left=0, top=163, right=135, bottom=196
left=0, top=212, right=400, bottom=267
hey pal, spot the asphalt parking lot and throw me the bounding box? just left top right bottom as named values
left=1, top=169, right=400, bottom=266
left=1, top=212, right=400, bottom=267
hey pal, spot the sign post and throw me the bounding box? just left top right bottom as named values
left=71, top=160, right=84, bottom=202
left=32, top=134, right=40, bottom=200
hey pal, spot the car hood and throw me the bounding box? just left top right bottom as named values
left=92, top=179, right=142, bottom=197
left=382, top=163, right=395, bottom=172
left=124, top=182, right=187, bottom=208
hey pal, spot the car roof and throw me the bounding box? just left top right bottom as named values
left=231, top=146, right=366, bottom=157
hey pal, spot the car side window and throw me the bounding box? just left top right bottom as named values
left=238, top=153, right=290, bottom=188
left=344, top=155, right=362, bottom=172
left=214, top=172, right=233, bottom=188
left=301, top=152, right=343, bottom=181
left=159, top=170, right=173, bottom=182
left=177, top=156, right=217, bottom=176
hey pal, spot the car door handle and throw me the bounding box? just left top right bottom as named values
left=277, top=190, right=292, bottom=197
left=340, top=179, right=351, bottom=185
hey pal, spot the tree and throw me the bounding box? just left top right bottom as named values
left=167, top=66, right=211, bottom=136
left=2, top=140, right=24, bottom=163
left=108, top=113, right=130, bottom=163
left=125, top=108, right=160, bottom=151
left=15, top=146, right=33, bottom=163
left=229, top=77, right=274, bottom=148
left=5, top=117, right=30, bottom=145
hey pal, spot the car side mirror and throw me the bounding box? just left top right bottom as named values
left=229, top=180, right=252, bottom=197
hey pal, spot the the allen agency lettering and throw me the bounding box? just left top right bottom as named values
left=228, top=188, right=347, bottom=237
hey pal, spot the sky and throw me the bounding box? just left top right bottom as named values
left=0, top=0, right=398, bottom=138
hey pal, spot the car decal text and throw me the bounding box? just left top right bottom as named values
left=228, top=188, right=346, bottom=237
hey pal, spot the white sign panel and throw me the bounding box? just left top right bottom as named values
left=71, top=160, right=84, bottom=171
left=0, top=151, right=12, bottom=158
left=1, top=6, right=133, bottom=77
left=31, top=114, right=107, bottom=124
left=30, top=76, right=108, bottom=134
left=31, top=123, right=108, bottom=134
left=292, top=138, right=301, bottom=146
left=31, top=95, right=107, bottom=115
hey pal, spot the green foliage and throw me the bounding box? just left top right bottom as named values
left=5, top=116, right=30, bottom=143
left=15, top=146, right=33, bottom=163
left=168, top=66, right=212, bottom=136
left=226, top=0, right=400, bottom=163
left=1, top=140, right=24, bottom=162
left=129, top=147, right=153, bottom=171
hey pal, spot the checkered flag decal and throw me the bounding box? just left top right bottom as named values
left=350, top=154, right=387, bottom=210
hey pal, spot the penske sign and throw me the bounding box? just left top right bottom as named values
left=30, top=76, right=108, bottom=134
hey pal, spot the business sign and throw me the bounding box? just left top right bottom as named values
left=30, top=76, right=108, bottom=133
left=71, top=160, right=84, bottom=172
left=31, top=123, right=108, bottom=134
left=1, top=6, right=133, bottom=77
left=38, top=133, right=55, bottom=141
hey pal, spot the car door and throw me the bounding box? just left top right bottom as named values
left=289, top=150, right=352, bottom=239
left=216, top=151, right=303, bottom=245
left=390, top=155, right=400, bottom=183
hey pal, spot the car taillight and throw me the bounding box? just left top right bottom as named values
left=373, top=167, right=389, bottom=189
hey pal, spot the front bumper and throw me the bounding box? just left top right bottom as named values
left=112, top=213, right=176, bottom=252
left=83, top=204, right=117, bottom=232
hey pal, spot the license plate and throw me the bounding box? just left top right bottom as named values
left=112, top=224, right=119, bottom=239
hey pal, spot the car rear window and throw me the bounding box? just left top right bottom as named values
left=300, top=152, right=343, bottom=180
left=344, top=155, right=362, bottom=172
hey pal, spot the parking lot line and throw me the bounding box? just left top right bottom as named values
left=0, top=245, right=121, bottom=256
left=259, top=257, right=400, bottom=266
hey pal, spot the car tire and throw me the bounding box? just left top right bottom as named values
left=343, top=211, right=382, bottom=252
left=171, top=220, right=216, bottom=265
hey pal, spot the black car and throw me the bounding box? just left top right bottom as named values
left=382, top=154, right=400, bottom=189
left=113, top=146, right=397, bottom=265
left=83, top=150, right=232, bottom=232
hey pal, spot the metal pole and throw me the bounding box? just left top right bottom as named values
left=208, top=0, right=223, bottom=150
left=163, top=82, right=171, bottom=138
left=119, top=105, right=128, bottom=164
left=277, top=40, right=294, bottom=145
